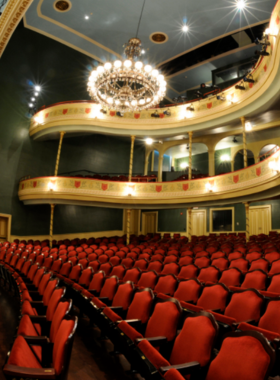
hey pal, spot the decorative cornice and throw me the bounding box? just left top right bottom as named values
left=0, top=0, right=33, bottom=57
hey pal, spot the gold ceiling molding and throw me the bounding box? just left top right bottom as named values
left=0, top=0, right=33, bottom=58
left=18, top=148, right=280, bottom=207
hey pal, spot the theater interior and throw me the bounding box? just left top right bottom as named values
left=2, top=0, right=280, bottom=379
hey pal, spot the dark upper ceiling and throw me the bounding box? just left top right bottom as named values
left=24, top=0, right=276, bottom=101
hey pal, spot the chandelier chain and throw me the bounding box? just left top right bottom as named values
left=135, top=0, right=146, bottom=38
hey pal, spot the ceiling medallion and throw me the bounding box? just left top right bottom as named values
left=87, top=37, right=166, bottom=113
left=150, top=32, right=168, bottom=44
left=54, top=0, right=71, bottom=12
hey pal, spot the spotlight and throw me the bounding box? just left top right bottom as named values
left=141, top=49, right=145, bottom=54
left=85, top=15, right=89, bottom=19
left=243, top=75, right=255, bottom=84
left=116, top=111, right=124, bottom=117
left=31, top=97, right=35, bottom=101
left=186, top=104, right=194, bottom=111
left=29, top=103, right=34, bottom=107
left=245, top=121, right=252, bottom=131
left=34, top=85, right=41, bottom=92
left=254, top=37, right=270, bottom=46
left=255, top=50, right=270, bottom=56
left=182, top=25, right=189, bottom=32
left=145, top=138, right=153, bottom=145
left=235, top=84, right=245, bottom=90
left=217, top=94, right=226, bottom=101
left=163, top=108, right=171, bottom=116
left=34, top=92, right=39, bottom=96
left=236, top=0, right=246, bottom=10
left=100, top=108, right=107, bottom=114
left=151, top=110, right=160, bottom=118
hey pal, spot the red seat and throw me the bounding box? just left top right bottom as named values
left=218, top=267, right=243, bottom=287
left=241, top=270, right=267, bottom=291
left=197, top=284, right=229, bottom=312
left=194, top=257, right=210, bottom=269
left=122, top=267, right=142, bottom=283
left=229, top=258, right=249, bottom=273
left=264, top=252, right=280, bottom=263
left=154, top=274, right=178, bottom=297
left=177, top=264, right=199, bottom=279
left=173, top=278, right=202, bottom=303
left=250, top=258, right=269, bottom=273
left=211, top=258, right=229, bottom=271
left=161, top=262, right=180, bottom=275
left=146, top=260, right=163, bottom=273
left=137, top=271, right=158, bottom=290
left=198, top=266, right=220, bottom=284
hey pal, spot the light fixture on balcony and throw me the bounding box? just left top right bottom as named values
left=269, top=160, right=280, bottom=173
left=205, top=182, right=213, bottom=192
left=87, top=1, right=166, bottom=113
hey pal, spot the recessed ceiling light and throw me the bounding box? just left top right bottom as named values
left=35, top=85, right=41, bottom=92
left=85, top=15, right=89, bottom=19
left=182, top=25, right=189, bottom=32
left=141, top=49, right=145, bottom=54
left=236, top=0, right=246, bottom=10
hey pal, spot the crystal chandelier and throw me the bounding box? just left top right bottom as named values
left=87, top=1, right=166, bottom=113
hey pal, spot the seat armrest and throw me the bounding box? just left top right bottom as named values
left=29, top=315, right=47, bottom=323
left=160, top=362, right=201, bottom=375
left=3, top=365, right=55, bottom=379
left=98, top=297, right=110, bottom=305
left=88, top=289, right=97, bottom=295
left=108, top=306, right=123, bottom=312
left=233, top=319, right=256, bottom=329
left=23, top=336, right=50, bottom=345
left=123, top=319, right=142, bottom=328
left=136, top=336, right=167, bottom=346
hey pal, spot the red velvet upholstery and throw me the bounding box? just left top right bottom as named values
left=110, top=265, right=126, bottom=279
left=163, top=255, right=178, bottom=264
left=33, top=268, right=45, bottom=288
left=194, top=257, right=210, bottom=269
left=138, top=340, right=170, bottom=368
left=87, top=271, right=105, bottom=293
left=88, top=260, right=101, bottom=272
left=112, top=282, right=134, bottom=310
left=198, top=266, right=220, bottom=284
left=109, top=256, right=121, bottom=267
left=77, top=267, right=93, bottom=287
left=218, top=268, right=242, bottom=287
left=178, top=264, right=199, bottom=279
left=241, top=270, right=267, bottom=290
left=161, top=263, right=180, bottom=276
left=46, top=288, right=65, bottom=321
left=267, top=274, right=280, bottom=293
left=38, top=272, right=52, bottom=295
left=99, top=276, right=118, bottom=300
left=123, top=268, right=141, bottom=283
left=238, top=322, right=280, bottom=341
left=154, top=275, right=178, bottom=296
left=211, top=258, right=229, bottom=271
left=178, top=256, right=193, bottom=266
left=121, top=258, right=135, bottom=269
left=145, top=301, right=181, bottom=342
left=174, top=279, right=201, bottom=303
left=250, top=258, right=269, bottom=272
left=245, top=252, right=262, bottom=263
left=118, top=320, right=143, bottom=341
left=205, top=335, right=271, bottom=380
left=53, top=319, right=75, bottom=375
left=229, top=258, right=249, bottom=273
left=268, top=259, right=280, bottom=276
left=18, top=314, right=41, bottom=336
left=146, top=261, right=163, bottom=273
left=258, top=300, right=280, bottom=334
left=197, top=285, right=228, bottom=311
left=21, top=300, right=38, bottom=316
left=42, top=279, right=59, bottom=306
left=7, top=335, right=42, bottom=368
left=224, top=290, right=263, bottom=323
left=99, top=262, right=113, bottom=276
left=164, top=369, right=185, bottom=380
left=103, top=307, right=121, bottom=322
left=265, top=252, right=280, bottom=263
left=137, top=271, right=158, bottom=290
left=126, top=290, right=154, bottom=323
left=50, top=301, right=71, bottom=342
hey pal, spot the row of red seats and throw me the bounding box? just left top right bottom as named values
left=0, top=255, right=276, bottom=380
left=0, top=257, right=78, bottom=379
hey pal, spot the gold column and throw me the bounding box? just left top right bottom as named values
left=151, top=151, right=155, bottom=172
left=49, top=204, right=55, bottom=248
left=188, top=132, right=193, bottom=180
left=144, top=155, right=149, bottom=175
left=158, top=154, right=163, bottom=182
left=241, top=117, right=247, bottom=168
left=208, top=148, right=215, bottom=176
left=126, top=209, right=131, bottom=246
left=244, top=202, right=250, bottom=242
left=128, top=136, right=135, bottom=182
left=54, top=131, right=65, bottom=176
left=187, top=208, right=192, bottom=241
left=231, top=160, right=234, bottom=172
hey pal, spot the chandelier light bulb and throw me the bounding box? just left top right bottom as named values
left=114, top=60, right=122, bottom=68
left=107, top=97, right=113, bottom=104
left=135, top=61, right=143, bottom=70
left=29, top=103, right=34, bottom=107
left=151, top=69, right=159, bottom=77
left=182, top=25, right=189, bottom=32
left=124, top=60, right=132, bottom=68
left=236, top=0, right=246, bottom=9
left=139, top=99, right=145, bottom=105
left=31, top=97, right=35, bottom=101
left=34, top=85, right=41, bottom=92
left=97, top=66, right=105, bottom=74
left=131, top=100, right=137, bottom=106
left=144, top=65, right=152, bottom=73
left=157, top=74, right=164, bottom=82
left=104, top=62, right=112, bottom=70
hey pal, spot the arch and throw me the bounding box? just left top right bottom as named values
left=259, top=144, right=280, bottom=161
left=234, top=149, right=255, bottom=170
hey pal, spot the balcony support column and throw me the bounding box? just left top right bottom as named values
left=54, top=132, right=65, bottom=176
left=128, top=136, right=135, bottom=182
left=188, top=132, right=193, bottom=180
left=241, top=117, right=248, bottom=168
left=208, top=149, right=215, bottom=176
left=244, top=202, right=250, bottom=242
left=49, top=204, right=55, bottom=248
left=126, top=209, right=131, bottom=246
left=187, top=208, right=192, bottom=241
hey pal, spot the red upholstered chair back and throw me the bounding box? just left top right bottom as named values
left=126, top=289, right=154, bottom=324
left=250, top=258, right=269, bottom=273
left=195, top=251, right=209, bottom=258
left=121, top=257, right=135, bottom=269
left=21, top=259, right=33, bottom=276
left=123, top=267, right=142, bottom=283
left=46, top=287, right=66, bottom=321
left=38, top=272, right=52, bottom=295
left=205, top=331, right=275, bottom=380
left=145, top=299, right=182, bottom=342
left=110, top=264, right=126, bottom=279
left=178, top=264, right=199, bottom=279
left=163, top=255, right=178, bottom=264
left=246, top=252, right=262, bottom=263
left=99, top=262, right=113, bottom=276
left=99, top=254, right=109, bottom=264
left=146, top=260, right=163, bottom=273
left=51, top=258, right=63, bottom=273
left=194, top=257, right=211, bottom=269
left=178, top=256, right=193, bottom=266
left=68, top=264, right=83, bottom=282
left=78, top=267, right=93, bottom=287
left=219, top=267, right=243, bottom=287
left=197, top=284, right=229, bottom=311
left=224, top=289, right=264, bottom=323
left=50, top=300, right=72, bottom=342
left=161, top=263, right=180, bottom=276
left=154, top=274, right=178, bottom=296
left=112, top=282, right=134, bottom=310
left=88, top=271, right=105, bottom=293
left=265, top=252, right=280, bottom=263
left=99, top=276, right=119, bottom=300
left=10, top=254, right=19, bottom=268
left=268, top=259, right=280, bottom=276
left=170, top=313, right=218, bottom=367
left=33, top=267, right=45, bottom=288
left=59, top=261, right=73, bottom=277
left=52, top=317, right=78, bottom=376
left=229, top=258, right=249, bottom=273
left=241, top=270, right=267, bottom=291
left=259, top=299, right=280, bottom=334
left=42, top=279, right=59, bottom=306
left=267, top=274, right=280, bottom=293
left=198, top=266, right=220, bottom=284
left=174, top=279, right=202, bottom=303
left=134, top=259, right=148, bottom=270
left=137, top=271, right=158, bottom=290
left=211, top=257, right=229, bottom=271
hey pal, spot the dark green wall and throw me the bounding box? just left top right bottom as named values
left=0, top=23, right=140, bottom=236
left=234, top=150, right=255, bottom=170
left=158, top=209, right=187, bottom=232
left=215, top=148, right=231, bottom=175
left=250, top=200, right=280, bottom=230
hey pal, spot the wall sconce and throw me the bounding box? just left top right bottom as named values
left=255, top=49, right=269, bottom=57
left=48, top=182, right=56, bottom=191
left=217, top=94, right=226, bottom=101
left=151, top=110, right=160, bottom=118
left=145, top=138, right=153, bottom=145
left=235, top=82, right=246, bottom=91
left=226, top=94, right=236, bottom=104
left=163, top=108, right=171, bottom=116
left=186, top=104, right=194, bottom=112
left=124, top=185, right=135, bottom=196
left=245, top=122, right=252, bottom=131
left=34, top=115, right=43, bottom=125
left=100, top=108, right=107, bottom=114
left=269, top=160, right=280, bottom=173
left=243, top=74, right=255, bottom=84
left=180, top=162, right=189, bottom=169
left=264, top=27, right=278, bottom=37
left=220, top=154, right=230, bottom=162
left=205, top=182, right=213, bottom=192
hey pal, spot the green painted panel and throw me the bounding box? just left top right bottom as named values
left=158, top=209, right=186, bottom=232
left=215, top=148, right=231, bottom=175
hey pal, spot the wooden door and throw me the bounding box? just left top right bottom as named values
left=142, top=212, right=157, bottom=235
left=0, top=216, right=9, bottom=242
left=249, top=205, right=271, bottom=235
left=191, top=210, right=206, bottom=236
left=123, top=210, right=140, bottom=236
